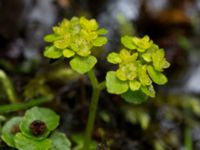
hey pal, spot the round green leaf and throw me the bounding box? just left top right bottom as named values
left=162, top=59, right=170, bottom=69
left=152, top=49, right=164, bottom=71
left=132, top=36, right=152, bottom=51
left=107, top=52, right=122, bottom=64
left=14, top=133, right=52, bottom=150
left=53, top=26, right=65, bottom=35
left=92, top=37, right=107, bottom=47
left=88, top=19, right=99, bottom=30
left=63, top=49, right=75, bottom=58
left=121, top=90, right=148, bottom=104
left=97, top=28, right=108, bottom=35
left=119, top=49, right=138, bottom=63
left=129, top=80, right=141, bottom=91
left=152, top=49, right=170, bottom=71
left=142, top=53, right=151, bottom=62
left=137, top=48, right=146, bottom=52
left=1, top=117, right=22, bottom=147
left=106, top=71, right=129, bottom=94
left=20, top=107, right=60, bottom=140
left=138, top=65, right=152, bottom=85
left=49, top=131, right=71, bottom=150
left=121, top=36, right=136, bottom=50
left=141, top=85, right=155, bottom=98
left=147, top=65, right=168, bottom=85
left=44, top=34, right=61, bottom=42
left=80, top=29, right=97, bottom=41
left=54, top=39, right=69, bottom=49
left=76, top=47, right=91, bottom=57
left=43, top=46, right=62, bottom=59
left=80, top=17, right=98, bottom=31
left=70, top=56, right=97, bottom=74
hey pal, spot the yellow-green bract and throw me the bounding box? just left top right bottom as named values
left=106, top=35, right=170, bottom=103
left=43, top=17, right=108, bottom=74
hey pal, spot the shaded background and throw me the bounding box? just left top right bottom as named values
left=1, top=0, right=200, bottom=149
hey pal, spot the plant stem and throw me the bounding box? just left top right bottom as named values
left=184, top=126, right=193, bottom=150
left=87, top=69, right=98, bottom=87
left=0, top=95, right=53, bottom=114
left=98, top=81, right=106, bottom=91
left=83, top=70, right=104, bottom=150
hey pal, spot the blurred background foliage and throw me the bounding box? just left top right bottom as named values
left=1, top=0, right=200, bottom=149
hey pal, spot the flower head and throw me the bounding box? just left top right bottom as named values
left=106, top=35, right=170, bottom=98
left=43, top=17, right=107, bottom=59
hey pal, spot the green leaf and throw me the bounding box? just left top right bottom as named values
left=132, top=36, right=152, bottom=52
left=54, top=39, right=70, bottom=49
left=53, top=26, right=65, bottom=35
left=14, top=133, right=52, bottom=150
left=119, top=49, right=138, bottom=63
left=60, top=18, right=70, bottom=28
left=152, top=49, right=164, bottom=71
left=141, top=85, right=155, bottom=97
left=76, top=47, right=91, bottom=57
left=121, top=36, right=136, bottom=49
left=92, top=37, right=107, bottom=46
left=162, top=60, right=170, bottom=69
left=43, top=46, right=62, bottom=59
left=138, top=65, right=152, bottom=85
left=137, top=48, right=146, bottom=52
left=119, top=49, right=131, bottom=62
left=1, top=117, right=22, bottom=147
left=129, top=80, right=141, bottom=91
left=106, top=71, right=129, bottom=94
left=63, top=49, right=75, bottom=58
left=152, top=49, right=170, bottom=71
left=44, top=34, right=61, bottom=42
left=70, top=17, right=80, bottom=31
left=80, top=17, right=98, bottom=31
left=121, top=90, right=148, bottom=104
left=142, top=53, right=151, bottom=62
left=147, top=65, right=168, bottom=85
left=70, top=56, right=97, bottom=74
left=97, top=28, right=108, bottom=35
left=87, top=19, right=99, bottom=31
left=80, top=29, right=97, bottom=41
left=107, top=52, right=121, bottom=64
left=20, top=107, right=60, bottom=140
left=49, top=131, right=71, bottom=150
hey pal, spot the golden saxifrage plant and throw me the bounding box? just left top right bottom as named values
left=1, top=107, right=71, bottom=150
left=43, top=17, right=170, bottom=150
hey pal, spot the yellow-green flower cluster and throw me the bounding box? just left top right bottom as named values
left=106, top=35, right=170, bottom=97
left=43, top=17, right=107, bottom=59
